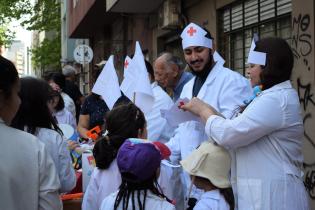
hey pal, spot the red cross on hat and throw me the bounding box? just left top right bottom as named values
left=124, top=60, right=129, bottom=68
left=187, top=26, right=197, bottom=36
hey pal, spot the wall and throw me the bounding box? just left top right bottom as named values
left=291, top=0, right=315, bottom=208
left=185, top=0, right=217, bottom=41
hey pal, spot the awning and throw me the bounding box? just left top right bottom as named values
left=106, top=0, right=164, bottom=13
left=69, top=0, right=118, bottom=38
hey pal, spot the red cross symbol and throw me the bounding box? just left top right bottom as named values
left=187, top=27, right=197, bottom=36
left=124, top=60, right=129, bottom=68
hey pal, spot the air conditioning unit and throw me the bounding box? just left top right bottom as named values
left=158, top=0, right=181, bottom=29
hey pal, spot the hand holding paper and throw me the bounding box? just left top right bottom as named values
left=179, top=97, right=225, bottom=123
left=160, top=98, right=202, bottom=127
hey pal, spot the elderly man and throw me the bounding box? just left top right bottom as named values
left=154, top=52, right=193, bottom=102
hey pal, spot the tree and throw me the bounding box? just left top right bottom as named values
left=0, top=0, right=61, bottom=72
left=0, top=0, right=31, bottom=46
left=0, top=24, right=15, bottom=48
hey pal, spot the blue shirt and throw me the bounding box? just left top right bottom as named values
left=173, top=71, right=193, bottom=102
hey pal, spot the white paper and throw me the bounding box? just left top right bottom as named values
left=120, top=56, right=136, bottom=101
left=213, top=51, right=225, bottom=65
left=160, top=98, right=201, bottom=127
left=131, top=41, right=154, bottom=114
left=247, top=39, right=266, bottom=66
left=92, top=55, right=121, bottom=109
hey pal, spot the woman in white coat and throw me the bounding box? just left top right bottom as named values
left=11, top=77, right=76, bottom=193
left=181, top=37, right=310, bottom=210
left=0, top=56, right=62, bottom=210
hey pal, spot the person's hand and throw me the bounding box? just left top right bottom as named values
left=180, top=97, right=223, bottom=122
left=68, top=141, right=79, bottom=151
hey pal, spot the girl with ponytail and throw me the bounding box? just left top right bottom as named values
left=100, top=139, right=175, bottom=210
left=82, top=103, right=146, bottom=210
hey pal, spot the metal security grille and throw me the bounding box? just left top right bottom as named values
left=218, top=0, right=292, bottom=75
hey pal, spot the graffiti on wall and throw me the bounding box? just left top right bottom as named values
left=292, top=13, right=312, bottom=71
left=297, top=78, right=315, bottom=199
left=304, top=163, right=315, bottom=199
left=293, top=11, right=315, bottom=200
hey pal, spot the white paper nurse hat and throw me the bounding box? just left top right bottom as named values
left=181, top=23, right=213, bottom=50
left=247, top=37, right=266, bottom=66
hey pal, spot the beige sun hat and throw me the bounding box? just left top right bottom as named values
left=180, top=141, right=231, bottom=188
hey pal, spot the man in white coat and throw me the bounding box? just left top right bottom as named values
left=165, top=22, right=252, bottom=206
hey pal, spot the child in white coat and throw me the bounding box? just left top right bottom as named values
left=100, top=138, right=175, bottom=210
left=181, top=141, right=234, bottom=210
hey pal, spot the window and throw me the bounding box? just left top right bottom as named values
left=218, top=0, right=292, bottom=75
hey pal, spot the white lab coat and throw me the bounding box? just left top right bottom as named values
left=166, top=62, right=252, bottom=197
left=54, top=108, right=77, bottom=130
left=145, top=82, right=175, bottom=142
left=100, top=190, right=176, bottom=210
left=0, top=119, right=62, bottom=210
left=205, top=80, right=310, bottom=210
left=82, top=159, right=121, bottom=210
left=61, top=92, right=76, bottom=119
left=194, top=189, right=230, bottom=210
left=36, top=127, right=76, bottom=193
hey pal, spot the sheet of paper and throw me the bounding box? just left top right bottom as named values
left=160, top=98, right=201, bottom=127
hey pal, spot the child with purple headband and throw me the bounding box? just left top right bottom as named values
left=100, top=138, right=175, bottom=210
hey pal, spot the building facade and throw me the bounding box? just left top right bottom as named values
left=68, top=0, right=315, bottom=206
left=3, top=40, right=25, bottom=76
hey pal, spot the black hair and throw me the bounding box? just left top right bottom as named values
left=219, top=188, right=235, bottom=210
left=114, top=174, right=173, bottom=210
left=45, top=72, right=66, bottom=90
left=255, top=37, right=294, bottom=90
left=0, top=56, right=19, bottom=99
left=93, top=103, right=146, bottom=170
left=11, top=77, right=62, bottom=135
left=145, top=60, right=155, bottom=81
left=52, top=90, right=65, bottom=112
left=194, top=176, right=234, bottom=210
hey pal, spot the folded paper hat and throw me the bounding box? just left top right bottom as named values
left=247, top=38, right=266, bottom=66
left=181, top=22, right=213, bottom=50
left=180, top=141, right=231, bottom=188
left=117, top=138, right=171, bottom=182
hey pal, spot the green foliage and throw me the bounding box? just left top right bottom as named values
left=0, top=0, right=32, bottom=20
left=31, top=34, right=61, bottom=70
left=22, top=0, right=61, bottom=32
left=0, top=0, right=61, bottom=71
left=0, top=24, right=15, bottom=47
